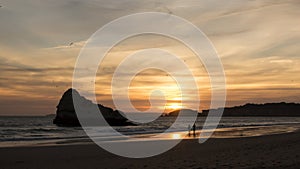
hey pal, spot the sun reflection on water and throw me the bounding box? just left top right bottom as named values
left=172, top=134, right=182, bottom=140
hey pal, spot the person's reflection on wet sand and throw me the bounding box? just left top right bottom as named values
left=188, top=124, right=191, bottom=137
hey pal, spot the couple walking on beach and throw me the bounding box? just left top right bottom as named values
left=188, top=123, right=196, bottom=137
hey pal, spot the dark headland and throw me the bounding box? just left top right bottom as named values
left=201, top=102, right=300, bottom=117
left=166, top=102, right=300, bottom=117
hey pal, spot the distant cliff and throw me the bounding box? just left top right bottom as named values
left=201, top=102, right=300, bottom=117
left=164, top=109, right=199, bottom=117
left=53, top=88, right=134, bottom=126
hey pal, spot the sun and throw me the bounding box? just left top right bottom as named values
left=166, top=103, right=183, bottom=110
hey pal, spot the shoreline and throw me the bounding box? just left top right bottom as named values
left=1, top=123, right=299, bottom=148
left=0, top=130, right=300, bottom=169
left=0, top=124, right=300, bottom=148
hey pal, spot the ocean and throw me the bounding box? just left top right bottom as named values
left=1, top=116, right=300, bottom=147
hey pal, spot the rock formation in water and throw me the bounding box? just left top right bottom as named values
left=53, top=88, right=134, bottom=126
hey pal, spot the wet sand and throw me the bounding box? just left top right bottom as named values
left=0, top=131, right=299, bottom=169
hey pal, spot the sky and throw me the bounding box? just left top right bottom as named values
left=0, top=0, right=299, bottom=115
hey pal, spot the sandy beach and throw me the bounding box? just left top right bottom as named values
left=0, top=130, right=299, bottom=169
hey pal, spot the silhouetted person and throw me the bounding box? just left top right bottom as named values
left=192, top=123, right=196, bottom=137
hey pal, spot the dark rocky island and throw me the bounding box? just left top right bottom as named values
left=53, top=88, right=134, bottom=126
left=201, top=102, right=300, bottom=117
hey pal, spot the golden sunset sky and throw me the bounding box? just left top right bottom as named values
left=0, top=0, right=299, bottom=115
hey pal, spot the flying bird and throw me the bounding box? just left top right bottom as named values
left=164, top=6, right=173, bottom=15
left=69, top=42, right=74, bottom=46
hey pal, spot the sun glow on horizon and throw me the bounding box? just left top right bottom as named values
left=166, top=102, right=183, bottom=111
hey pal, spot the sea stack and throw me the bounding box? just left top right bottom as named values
left=53, top=88, right=134, bottom=126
